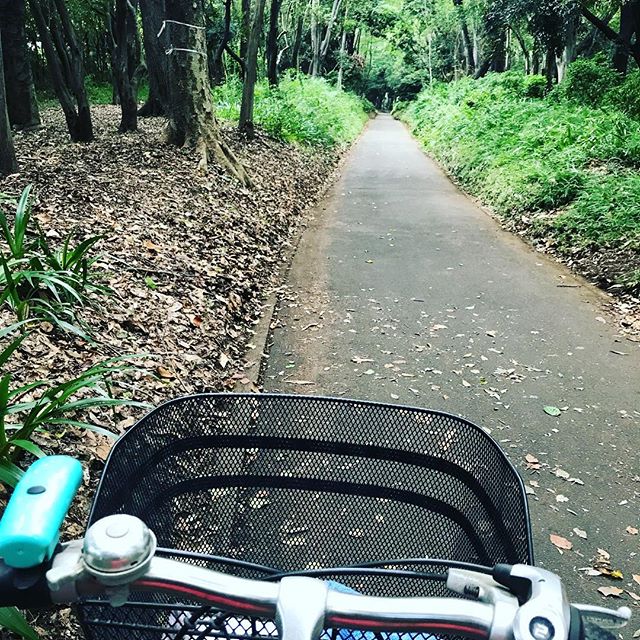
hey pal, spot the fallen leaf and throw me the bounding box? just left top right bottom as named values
left=544, top=405, right=561, bottom=416
left=633, top=574, right=640, bottom=586
left=628, top=591, right=640, bottom=602
left=597, top=586, right=623, bottom=598
left=610, top=569, right=624, bottom=580
left=573, top=528, right=587, bottom=539
left=597, top=548, right=611, bottom=561
left=156, top=365, right=175, bottom=379
left=285, top=380, right=315, bottom=385
left=352, top=356, right=374, bottom=364
left=625, top=526, right=638, bottom=535
left=556, top=494, right=569, bottom=503
left=554, top=468, right=570, bottom=479
left=550, top=534, right=573, bottom=550
left=219, top=352, right=229, bottom=368
left=143, top=239, right=161, bottom=252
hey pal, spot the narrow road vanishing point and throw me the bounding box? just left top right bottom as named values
left=263, top=114, right=640, bottom=608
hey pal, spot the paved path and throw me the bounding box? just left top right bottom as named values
left=263, top=114, right=640, bottom=609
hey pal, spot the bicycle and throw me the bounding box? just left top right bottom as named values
left=0, top=394, right=632, bottom=640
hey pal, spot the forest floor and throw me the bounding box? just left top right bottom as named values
left=0, top=105, right=346, bottom=638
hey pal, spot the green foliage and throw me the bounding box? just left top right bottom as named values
left=214, top=74, right=369, bottom=146
left=552, top=171, right=640, bottom=249
left=605, top=70, right=640, bottom=120
left=0, top=187, right=107, bottom=335
left=0, top=327, right=147, bottom=489
left=403, top=71, right=640, bottom=254
left=0, top=607, right=38, bottom=640
left=556, top=57, right=622, bottom=108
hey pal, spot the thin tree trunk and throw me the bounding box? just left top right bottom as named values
left=112, top=0, right=138, bottom=132
left=337, top=28, right=347, bottom=89
left=165, top=0, right=251, bottom=185
left=319, top=0, right=343, bottom=63
left=240, top=0, right=252, bottom=71
left=239, top=0, right=267, bottom=137
left=0, top=0, right=40, bottom=130
left=510, top=24, right=530, bottom=74
left=0, top=33, right=18, bottom=175
left=453, top=0, right=475, bottom=75
left=28, top=0, right=93, bottom=141
left=211, top=0, right=233, bottom=85
left=266, top=0, right=283, bottom=85
left=139, top=0, right=169, bottom=116
left=225, top=44, right=246, bottom=76
left=310, top=0, right=321, bottom=76
left=291, top=13, right=303, bottom=70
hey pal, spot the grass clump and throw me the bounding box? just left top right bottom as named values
left=214, top=73, right=370, bottom=146
left=402, top=67, right=640, bottom=258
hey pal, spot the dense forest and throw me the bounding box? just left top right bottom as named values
left=1, top=0, right=639, bottom=162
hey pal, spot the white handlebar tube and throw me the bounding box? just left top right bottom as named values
left=44, top=515, right=631, bottom=640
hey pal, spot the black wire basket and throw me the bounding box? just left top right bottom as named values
left=78, top=393, right=533, bottom=640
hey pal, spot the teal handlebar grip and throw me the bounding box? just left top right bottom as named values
left=0, top=456, right=82, bottom=568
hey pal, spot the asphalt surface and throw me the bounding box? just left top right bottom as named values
left=262, top=115, right=640, bottom=613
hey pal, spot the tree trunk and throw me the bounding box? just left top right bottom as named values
left=211, top=0, right=233, bottom=85
left=453, top=0, right=475, bottom=75
left=164, top=0, right=251, bottom=185
left=112, top=0, right=138, bottom=132
left=613, top=1, right=640, bottom=73
left=544, top=44, right=557, bottom=87
left=556, top=12, right=578, bottom=82
left=0, top=0, right=40, bottom=130
left=266, top=0, right=283, bottom=85
left=319, top=0, right=343, bottom=64
left=138, top=0, right=169, bottom=116
left=28, top=0, right=93, bottom=141
left=510, top=24, right=530, bottom=74
left=240, top=0, right=252, bottom=71
left=239, top=0, right=267, bottom=138
left=581, top=3, right=640, bottom=70
left=310, top=0, right=321, bottom=76
left=291, top=13, right=304, bottom=70
left=0, top=33, right=18, bottom=175
left=337, top=27, right=347, bottom=89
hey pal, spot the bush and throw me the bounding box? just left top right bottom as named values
left=605, top=70, right=640, bottom=120
left=213, top=73, right=369, bottom=146
left=402, top=71, right=640, bottom=253
left=559, top=57, right=622, bottom=108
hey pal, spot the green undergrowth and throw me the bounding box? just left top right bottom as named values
left=214, top=73, right=370, bottom=146
left=400, top=69, right=640, bottom=277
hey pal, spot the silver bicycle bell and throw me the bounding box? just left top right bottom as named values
left=82, top=514, right=157, bottom=586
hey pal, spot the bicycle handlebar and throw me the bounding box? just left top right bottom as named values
left=0, top=460, right=632, bottom=640
left=0, top=514, right=615, bottom=640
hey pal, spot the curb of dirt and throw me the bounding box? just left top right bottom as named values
left=233, top=117, right=375, bottom=392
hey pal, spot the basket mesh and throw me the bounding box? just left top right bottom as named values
left=78, top=393, right=532, bottom=640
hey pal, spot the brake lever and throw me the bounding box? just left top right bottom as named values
left=573, top=604, right=632, bottom=629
